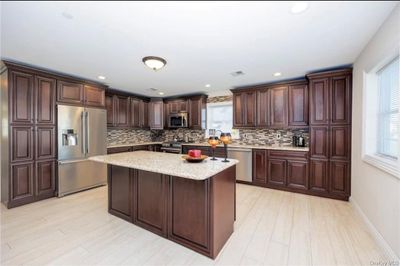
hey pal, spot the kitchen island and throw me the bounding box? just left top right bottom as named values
left=89, top=151, right=238, bottom=259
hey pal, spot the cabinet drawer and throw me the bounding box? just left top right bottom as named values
left=107, top=146, right=132, bottom=154
left=268, top=150, right=308, bottom=160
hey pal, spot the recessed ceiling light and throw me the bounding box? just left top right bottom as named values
left=142, top=56, right=167, bottom=71
left=98, top=75, right=106, bottom=80
left=291, top=2, right=309, bottom=14
left=273, top=72, right=282, bottom=77
left=205, top=84, right=211, bottom=88
left=61, top=12, right=74, bottom=20
left=158, top=92, right=165, bottom=95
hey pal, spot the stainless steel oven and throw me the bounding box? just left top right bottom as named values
left=168, top=112, right=188, bottom=128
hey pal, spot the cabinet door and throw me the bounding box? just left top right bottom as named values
left=10, top=70, right=34, bottom=124
left=179, top=99, right=189, bottom=112
left=270, top=86, right=288, bottom=128
left=35, top=76, right=56, bottom=124
left=130, top=98, right=141, bottom=128
left=330, top=161, right=350, bottom=197
left=309, top=159, right=329, bottom=193
left=288, top=84, right=308, bottom=127
left=140, top=100, right=149, bottom=128
left=331, top=75, right=351, bottom=124
left=244, top=91, right=256, bottom=127
left=135, top=170, right=168, bottom=236
left=11, top=126, right=34, bottom=163
left=330, top=126, right=350, bottom=160
left=256, top=89, right=269, bottom=127
left=149, top=100, right=164, bottom=129
left=35, top=160, right=56, bottom=199
left=268, top=159, right=286, bottom=187
left=109, top=165, right=132, bottom=220
left=310, top=126, right=329, bottom=159
left=115, top=95, right=130, bottom=127
left=309, top=78, right=329, bottom=125
left=233, top=92, right=244, bottom=127
left=105, top=94, right=115, bottom=126
left=84, top=85, right=105, bottom=107
left=57, top=80, right=84, bottom=104
left=253, top=150, right=267, bottom=184
left=189, top=96, right=206, bottom=130
left=10, top=162, right=35, bottom=206
left=35, top=126, right=56, bottom=160
left=287, top=160, right=308, bottom=190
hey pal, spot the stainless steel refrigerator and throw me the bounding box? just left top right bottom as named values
left=57, top=105, right=107, bottom=197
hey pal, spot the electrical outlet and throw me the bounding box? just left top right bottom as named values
left=276, top=133, right=281, bottom=139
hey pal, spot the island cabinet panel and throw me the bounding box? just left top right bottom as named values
left=169, top=177, right=210, bottom=251
left=84, top=85, right=105, bottom=107
left=252, top=149, right=267, bottom=184
left=288, top=84, right=308, bottom=127
left=309, top=159, right=329, bottom=193
left=57, top=80, right=84, bottom=104
left=10, top=70, right=35, bottom=124
left=35, top=76, right=56, bottom=125
left=108, top=165, right=133, bottom=221
left=269, top=86, right=288, bottom=128
left=287, top=160, right=308, bottom=190
left=309, top=78, right=329, bottom=125
left=267, top=158, right=286, bottom=187
left=256, top=89, right=270, bottom=127
left=135, top=170, right=168, bottom=236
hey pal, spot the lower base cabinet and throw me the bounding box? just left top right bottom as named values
left=35, top=160, right=56, bottom=200
left=287, top=160, right=309, bottom=190
left=268, top=159, right=287, bottom=187
left=330, top=160, right=350, bottom=197
left=309, top=159, right=329, bottom=193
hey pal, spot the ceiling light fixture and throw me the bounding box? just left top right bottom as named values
left=98, top=75, right=106, bottom=80
left=205, top=84, right=211, bottom=88
left=142, top=56, right=167, bottom=71
left=273, top=72, right=282, bottom=77
left=158, top=92, right=165, bottom=95
left=291, top=2, right=309, bottom=14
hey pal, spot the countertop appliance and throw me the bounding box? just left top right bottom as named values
left=57, top=105, right=107, bottom=197
left=160, top=142, right=183, bottom=154
left=168, top=112, right=188, bottom=128
left=227, top=147, right=252, bottom=182
left=293, top=134, right=306, bottom=147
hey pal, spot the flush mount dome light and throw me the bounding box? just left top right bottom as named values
left=142, top=56, right=167, bottom=71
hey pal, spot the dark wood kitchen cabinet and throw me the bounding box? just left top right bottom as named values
left=10, top=70, right=35, bottom=124
left=108, top=165, right=133, bottom=220
left=35, top=76, right=56, bottom=124
left=309, top=77, right=329, bottom=125
left=288, top=83, right=308, bottom=127
left=189, top=95, right=207, bottom=129
left=256, top=88, right=270, bottom=127
left=252, top=149, right=267, bottom=184
left=57, top=80, right=84, bottom=104
left=287, top=160, right=308, bottom=190
left=149, top=100, right=164, bottom=129
left=115, top=95, right=130, bottom=127
left=330, top=160, right=350, bottom=197
left=11, top=126, right=34, bottom=163
left=269, top=86, right=288, bottom=128
left=267, top=158, right=286, bottom=187
left=84, top=85, right=105, bottom=107
left=35, top=160, right=56, bottom=200
left=106, top=94, right=115, bottom=126
left=310, top=126, right=329, bottom=159
left=309, top=159, right=328, bottom=193
left=10, top=162, right=35, bottom=206
left=165, top=99, right=188, bottom=114
left=331, top=75, right=352, bottom=125
left=130, top=97, right=141, bottom=128
left=140, top=100, right=149, bottom=129
left=35, top=126, right=56, bottom=160
left=233, top=90, right=256, bottom=128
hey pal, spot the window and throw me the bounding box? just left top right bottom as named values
left=377, top=57, right=399, bottom=159
left=363, top=56, right=399, bottom=178
left=206, top=102, right=239, bottom=139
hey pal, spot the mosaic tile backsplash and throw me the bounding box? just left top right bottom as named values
left=107, top=128, right=309, bottom=147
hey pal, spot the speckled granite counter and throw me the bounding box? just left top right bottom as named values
left=89, top=151, right=238, bottom=180
left=107, top=142, right=162, bottom=148
left=181, top=142, right=309, bottom=152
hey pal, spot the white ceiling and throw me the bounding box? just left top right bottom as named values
left=1, top=1, right=397, bottom=97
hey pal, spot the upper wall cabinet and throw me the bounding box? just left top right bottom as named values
left=189, top=95, right=207, bottom=130
left=10, top=70, right=35, bottom=124
left=149, top=100, right=164, bottom=129
left=288, top=83, right=308, bottom=127
left=233, top=90, right=256, bottom=128
left=57, top=80, right=84, bottom=104
left=35, top=76, right=56, bottom=125
left=269, top=86, right=288, bottom=128
left=84, top=85, right=105, bottom=107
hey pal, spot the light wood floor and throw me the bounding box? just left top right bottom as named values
left=0, top=184, right=391, bottom=266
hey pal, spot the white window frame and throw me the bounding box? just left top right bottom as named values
left=362, top=55, right=400, bottom=179
left=205, top=101, right=240, bottom=139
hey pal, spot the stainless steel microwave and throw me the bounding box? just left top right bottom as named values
left=168, top=112, right=188, bottom=128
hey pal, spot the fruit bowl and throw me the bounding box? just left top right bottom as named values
left=181, top=155, right=208, bottom=163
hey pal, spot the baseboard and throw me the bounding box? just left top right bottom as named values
left=349, top=197, right=400, bottom=262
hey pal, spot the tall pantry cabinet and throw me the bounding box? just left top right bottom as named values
left=308, top=69, right=352, bottom=200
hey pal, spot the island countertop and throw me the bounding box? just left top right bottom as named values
left=89, top=151, right=238, bottom=180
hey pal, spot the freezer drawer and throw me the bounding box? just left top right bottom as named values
left=58, top=159, right=107, bottom=197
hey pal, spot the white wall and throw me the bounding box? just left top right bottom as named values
left=352, top=3, right=400, bottom=258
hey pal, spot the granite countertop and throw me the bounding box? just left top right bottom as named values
left=181, top=142, right=309, bottom=152
left=89, top=151, right=238, bottom=180
left=107, top=142, right=163, bottom=148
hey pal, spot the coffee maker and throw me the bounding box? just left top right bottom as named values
left=292, top=134, right=306, bottom=147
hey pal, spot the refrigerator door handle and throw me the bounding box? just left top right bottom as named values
left=85, top=111, right=89, bottom=154
left=81, top=111, right=86, bottom=155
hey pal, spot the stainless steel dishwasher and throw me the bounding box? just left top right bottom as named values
left=227, top=148, right=252, bottom=182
